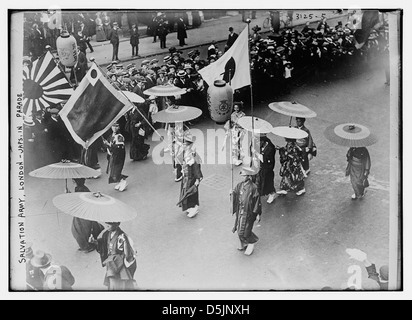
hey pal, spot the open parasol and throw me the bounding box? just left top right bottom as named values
left=237, top=116, right=273, bottom=134
left=29, top=161, right=101, bottom=192
left=324, top=123, right=378, bottom=147
left=120, top=91, right=145, bottom=103
left=143, top=84, right=187, bottom=97
left=269, top=101, right=317, bottom=126
left=53, top=192, right=137, bottom=222
left=272, top=126, right=309, bottom=139
left=152, top=105, right=202, bottom=123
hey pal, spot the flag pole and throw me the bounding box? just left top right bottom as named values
left=90, top=58, right=164, bottom=141
left=245, top=19, right=256, bottom=168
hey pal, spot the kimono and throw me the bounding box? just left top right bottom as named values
left=345, top=147, right=371, bottom=198
left=179, top=147, right=203, bottom=211
left=232, top=179, right=262, bottom=244
left=96, top=228, right=137, bottom=290
left=106, top=132, right=128, bottom=184
left=71, top=185, right=104, bottom=251
left=126, top=107, right=150, bottom=161
left=256, top=136, right=276, bottom=196
left=278, top=141, right=305, bottom=192
left=295, top=124, right=314, bottom=171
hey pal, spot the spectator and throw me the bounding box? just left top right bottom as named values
left=130, top=24, right=140, bottom=57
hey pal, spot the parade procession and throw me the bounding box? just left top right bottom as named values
left=9, top=8, right=400, bottom=292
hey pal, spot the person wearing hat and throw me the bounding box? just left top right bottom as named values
left=107, top=22, right=120, bottom=61
left=30, top=250, right=75, bottom=290
left=103, top=122, right=128, bottom=191
left=89, top=222, right=137, bottom=290
left=130, top=24, right=140, bottom=57
left=226, top=27, right=239, bottom=51
left=177, top=16, right=188, bottom=47
left=74, top=28, right=88, bottom=55
left=26, top=242, right=43, bottom=290
left=295, top=117, right=315, bottom=175
left=345, top=146, right=371, bottom=200
left=277, top=137, right=306, bottom=196
left=177, top=133, right=203, bottom=218
left=232, top=165, right=262, bottom=256
left=174, top=70, right=195, bottom=108
left=207, top=40, right=218, bottom=58
left=251, top=25, right=262, bottom=43
left=157, top=17, right=169, bottom=49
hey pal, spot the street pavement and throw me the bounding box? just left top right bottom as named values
left=16, top=11, right=393, bottom=292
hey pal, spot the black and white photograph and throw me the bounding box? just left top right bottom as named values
left=6, top=0, right=409, bottom=300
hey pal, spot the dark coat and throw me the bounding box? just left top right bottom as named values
left=108, top=28, right=120, bottom=44
left=227, top=32, right=239, bottom=48
left=177, top=18, right=187, bottom=40
left=257, top=136, right=276, bottom=196
left=130, top=28, right=139, bottom=46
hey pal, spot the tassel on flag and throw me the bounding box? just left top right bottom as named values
left=22, top=51, right=74, bottom=125
left=199, top=26, right=251, bottom=90
left=59, top=63, right=134, bottom=149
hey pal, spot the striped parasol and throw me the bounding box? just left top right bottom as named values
left=143, top=84, right=187, bottom=97
left=53, top=192, right=137, bottom=222
left=324, top=123, right=378, bottom=147
left=23, top=51, right=73, bottom=125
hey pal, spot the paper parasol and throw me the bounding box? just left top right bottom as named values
left=143, top=84, right=187, bottom=97
left=53, top=192, right=137, bottom=222
left=272, top=126, right=309, bottom=139
left=324, top=123, right=378, bottom=147
left=29, top=161, right=101, bottom=192
left=120, top=91, right=145, bottom=103
left=237, top=116, right=273, bottom=134
left=29, top=161, right=100, bottom=179
left=269, top=101, right=317, bottom=118
left=152, top=105, right=202, bottom=123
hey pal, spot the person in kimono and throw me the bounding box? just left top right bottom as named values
left=103, top=122, right=128, bottom=191
left=89, top=222, right=137, bottom=290
left=232, top=166, right=262, bottom=256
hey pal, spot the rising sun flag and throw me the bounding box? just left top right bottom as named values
left=22, top=51, right=74, bottom=125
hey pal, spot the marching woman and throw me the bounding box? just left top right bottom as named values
left=277, top=138, right=306, bottom=196
left=104, top=122, right=128, bottom=191
left=126, top=104, right=150, bottom=161
left=232, top=166, right=262, bottom=256
left=345, top=147, right=371, bottom=199
left=178, top=134, right=203, bottom=218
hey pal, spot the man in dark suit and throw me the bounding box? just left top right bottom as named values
left=108, top=22, right=120, bottom=61
left=129, top=24, right=140, bottom=57
left=226, top=27, right=238, bottom=50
